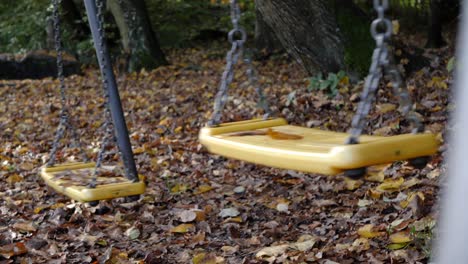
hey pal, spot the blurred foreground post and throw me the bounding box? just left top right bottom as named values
left=433, top=1, right=468, bottom=262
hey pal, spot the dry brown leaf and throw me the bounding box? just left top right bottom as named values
left=178, top=210, right=197, bottom=223
left=377, top=103, right=397, bottom=114
left=345, top=177, right=362, bottom=190
left=170, top=224, right=195, bottom=233
left=376, top=177, right=405, bottom=192
left=12, top=222, right=37, bottom=232
left=266, top=128, right=303, bottom=140
left=194, top=185, right=214, bottom=195
left=0, top=242, right=27, bottom=258
left=357, top=224, right=385, bottom=239
left=389, top=231, right=412, bottom=244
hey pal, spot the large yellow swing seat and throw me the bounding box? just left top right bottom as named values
left=40, top=162, right=146, bottom=202
left=199, top=118, right=439, bottom=175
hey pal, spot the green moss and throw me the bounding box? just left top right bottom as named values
left=335, top=6, right=374, bottom=77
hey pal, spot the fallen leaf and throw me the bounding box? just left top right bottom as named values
left=365, top=164, right=390, bottom=182
left=219, top=207, right=240, bottom=218
left=13, top=222, right=37, bottom=232
left=345, top=177, right=362, bottom=190
left=194, top=185, right=214, bottom=195
left=388, top=243, right=409, bottom=250
left=377, top=103, right=397, bottom=114
left=376, top=177, right=405, bottom=192
left=19, top=162, right=34, bottom=171
left=194, top=210, right=206, bottom=221
left=0, top=242, right=27, bottom=258
left=276, top=203, right=289, bottom=212
left=357, top=224, right=385, bottom=238
left=389, top=231, right=412, bottom=243
left=390, top=219, right=410, bottom=231
left=192, top=252, right=217, bottom=264
left=191, top=232, right=206, bottom=245
left=6, top=174, right=23, bottom=184
left=368, top=189, right=383, bottom=199
left=170, top=183, right=188, bottom=193
left=170, top=224, right=195, bottom=233
left=267, top=128, right=303, bottom=140
left=178, top=210, right=197, bottom=223
left=221, top=245, right=239, bottom=255
left=400, top=192, right=425, bottom=209
left=228, top=130, right=267, bottom=137
left=400, top=178, right=420, bottom=190
left=427, top=168, right=440, bottom=179
left=34, top=205, right=49, bottom=214
left=256, top=236, right=316, bottom=259
left=411, top=216, right=436, bottom=232
left=351, top=237, right=370, bottom=252
left=125, top=226, right=140, bottom=240
left=223, top=216, right=243, bottom=223
left=357, top=199, right=373, bottom=207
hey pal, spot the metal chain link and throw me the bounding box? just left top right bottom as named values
left=244, top=50, right=271, bottom=118
left=48, top=0, right=88, bottom=166
left=208, top=0, right=271, bottom=126
left=346, top=0, right=423, bottom=144
left=91, top=0, right=118, bottom=188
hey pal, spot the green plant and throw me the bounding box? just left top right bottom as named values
left=0, top=0, right=49, bottom=53
left=409, top=224, right=435, bottom=259
left=447, top=56, right=456, bottom=72
left=307, top=71, right=346, bottom=97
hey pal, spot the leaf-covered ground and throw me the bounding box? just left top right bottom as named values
left=0, top=42, right=451, bottom=263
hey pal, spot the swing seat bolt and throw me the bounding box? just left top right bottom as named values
left=409, top=156, right=429, bottom=169
left=344, top=167, right=367, bottom=180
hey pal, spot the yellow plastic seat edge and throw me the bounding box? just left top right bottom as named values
left=199, top=132, right=341, bottom=174
left=43, top=162, right=95, bottom=173
left=40, top=163, right=146, bottom=202
left=199, top=119, right=440, bottom=175
left=201, top=118, right=288, bottom=136
left=331, top=133, right=439, bottom=169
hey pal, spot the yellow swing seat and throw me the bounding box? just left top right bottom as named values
left=199, top=118, right=439, bottom=175
left=41, top=162, right=146, bottom=202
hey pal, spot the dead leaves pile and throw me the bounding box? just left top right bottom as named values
left=0, top=44, right=450, bottom=263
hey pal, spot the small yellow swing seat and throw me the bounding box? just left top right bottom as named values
left=41, top=162, right=146, bottom=202
left=199, top=118, right=439, bottom=175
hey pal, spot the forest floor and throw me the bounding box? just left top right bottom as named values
left=0, top=38, right=452, bottom=263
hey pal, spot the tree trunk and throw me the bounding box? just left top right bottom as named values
left=254, top=8, right=282, bottom=53
left=426, top=0, right=446, bottom=48
left=107, top=0, right=168, bottom=72
left=332, top=0, right=373, bottom=77
left=61, top=0, right=90, bottom=41
left=255, top=0, right=345, bottom=75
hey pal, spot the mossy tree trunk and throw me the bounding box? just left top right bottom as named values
left=254, top=8, right=282, bottom=53
left=107, top=0, right=168, bottom=72
left=255, top=0, right=345, bottom=75
left=332, top=0, right=373, bottom=77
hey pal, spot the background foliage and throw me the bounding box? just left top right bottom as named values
left=0, top=0, right=49, bottom=53
left=0, top=0, right=256, bottom=54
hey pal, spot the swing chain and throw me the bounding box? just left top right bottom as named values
left=244, top=51, right=271, bottom=118
left=346, top=0, right=423, bottom=144
left=208, top=0, right=245, bottom=126
left=48, top=0, right=88, bottom=166
left=91, top=0, right=117, bottom=188
left=208, top=0, right=271, bottom=126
